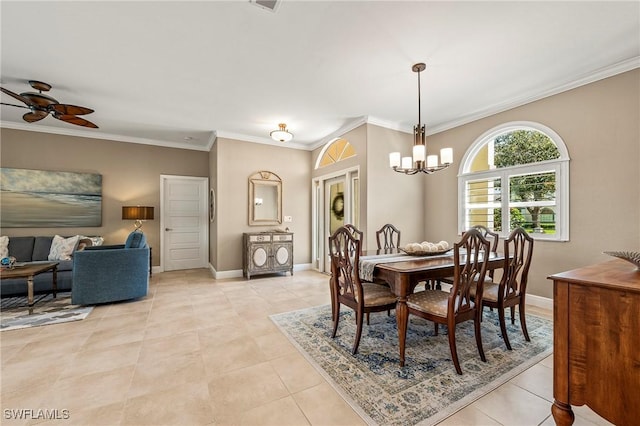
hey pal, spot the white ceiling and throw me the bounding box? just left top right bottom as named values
left=1, top=1, right=639, bottom=152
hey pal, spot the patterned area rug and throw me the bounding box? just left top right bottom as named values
left=271, top=305, right=553, bottom=426
left=1, top=292, right=93, bottom=331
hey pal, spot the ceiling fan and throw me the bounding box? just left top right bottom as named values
left=0, top=80, right=98, bottom=128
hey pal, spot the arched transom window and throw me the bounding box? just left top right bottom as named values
left=458, top=121, right=570, bottom=241
left=315, top=138, right=356, bottom=169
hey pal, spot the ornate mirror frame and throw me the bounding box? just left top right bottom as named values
left=249, top=171, right=282, bottom=226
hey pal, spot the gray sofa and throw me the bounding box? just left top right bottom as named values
left=1, top=236, right=75, bottom=297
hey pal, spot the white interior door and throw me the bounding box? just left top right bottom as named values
left=161, top=175, right=209, bottom=271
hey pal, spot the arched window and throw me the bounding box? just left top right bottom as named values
left=458, top=121, right=570, bottom=241
left=315, top=138, right=356, bottom=169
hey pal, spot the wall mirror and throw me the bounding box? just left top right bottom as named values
left=249, top=171, right=282, bottom=226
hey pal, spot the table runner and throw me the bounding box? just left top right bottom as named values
left=359, top=252, right=452, bottom=282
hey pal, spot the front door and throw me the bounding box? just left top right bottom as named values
left=161, top=175, right=209, bottom=271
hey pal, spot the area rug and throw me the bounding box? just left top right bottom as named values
left=270, top=305, right=553, bottom=426
left=1, top=292, right=93, bottom=331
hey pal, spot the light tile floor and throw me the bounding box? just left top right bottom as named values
left=1, top=269, right=613, bottom=425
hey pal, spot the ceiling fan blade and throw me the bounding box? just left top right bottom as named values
left=1, top=87, right=34, bottom=107
left=53, top=114, right=99, bottom=129
left=49, top=104, right=94, bottom=115
left=1, top=102, right=30, bottom=109
left=23, top=110, right=48, bottom=123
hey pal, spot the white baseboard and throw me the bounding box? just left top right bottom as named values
left=208, top=262, right=313, bottom=280
left=526, top=294, right=553, bottom=311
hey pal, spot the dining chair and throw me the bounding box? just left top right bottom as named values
left=376, top=224, right=401, bottom=250
left=471, top=227, right=534, bottom=350
left=345, top=223, right=392, bottom=323
left=439, top=224, right=499, bottom=288
left=328, top=226, right=397, bottom=354
left=405, top=228, right=490, bottom=374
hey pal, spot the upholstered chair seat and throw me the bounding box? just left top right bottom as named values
left=471, top=281, right=499, bottom=302
left=407, top=291, right=473, bottom=317
left=361, top=283, right=397, bottom=306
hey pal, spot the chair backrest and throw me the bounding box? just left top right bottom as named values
left=376, top=224, right=401, bottom=250
left=499, top=227, right=534, bottom=301
left=343, top=224, right=364, bottom=254
left=328, top=226, right=364, bottom=307
left=450, top=228, right=491, bottom=315
left=470, top=225, right=500, bottom=253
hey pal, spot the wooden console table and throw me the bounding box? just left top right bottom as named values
left=548, top=259, right=640, bottom=426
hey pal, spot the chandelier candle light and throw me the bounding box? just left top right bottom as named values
left=389, top=63, right=453, bottom=175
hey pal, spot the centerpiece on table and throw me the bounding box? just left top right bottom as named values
left=401, top=240, right=450, bottom=256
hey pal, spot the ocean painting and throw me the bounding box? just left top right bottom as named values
left=0, top=168, right=102, bottom=227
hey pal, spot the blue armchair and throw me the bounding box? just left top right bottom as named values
left=72, top=232, right=150, bottom=305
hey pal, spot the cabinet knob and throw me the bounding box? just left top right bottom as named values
left=165, top=228, right=173, bottom=231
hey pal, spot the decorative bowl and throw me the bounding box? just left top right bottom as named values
left=603, top=251, right=640, bottom=269
left=399, top=248, right=452, bottom=257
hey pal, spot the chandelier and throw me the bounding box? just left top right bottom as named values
left=270, top=123, right=293, bottom=142
left=389, top=63, right=453, bottom=175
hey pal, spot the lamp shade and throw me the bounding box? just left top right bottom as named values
left=122, top=206, right=154, bottom=221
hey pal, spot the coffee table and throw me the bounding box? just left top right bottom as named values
left=0, top=262, right=59, bottom=314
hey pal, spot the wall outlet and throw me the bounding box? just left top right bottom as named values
left=284, top=216, right=293, bottom=222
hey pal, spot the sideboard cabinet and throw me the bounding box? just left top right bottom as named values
left=548, top=259, right=640, bottom=426
left=243, top=232, right=293, bottom=279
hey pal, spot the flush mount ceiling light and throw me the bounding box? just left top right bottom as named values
left=270, top=123, right=293, bottom=142
left=389, top=63, right=453, bottom=175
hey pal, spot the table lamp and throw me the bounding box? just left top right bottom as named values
left=122, top=206, right=154, bottom=232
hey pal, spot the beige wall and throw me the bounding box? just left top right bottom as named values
left=0, top=129, right=209, bottom=266
left=310, top=124, right=426, bottom=251
left=311, top=125, right=369, bottom=246
left=365, top=124, right=426, bottom=250
left=215, top=137, right=312, bottom=272
left=425, top=69, right=640, bottom=299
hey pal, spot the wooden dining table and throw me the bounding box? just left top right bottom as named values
left=363, top=249, right=506, bottom=366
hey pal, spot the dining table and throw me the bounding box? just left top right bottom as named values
left=361, top=249, right=506, bottom=367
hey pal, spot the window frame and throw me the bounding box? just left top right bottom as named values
left=458, top=121, right=570, bottom=241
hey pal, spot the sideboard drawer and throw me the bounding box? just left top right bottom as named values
left=249, top=234, right=271, bottom=242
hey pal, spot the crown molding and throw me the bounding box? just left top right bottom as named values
left=307, top=116, right=370, bottom=151
left=427, top=56, right=640, bottom=135
left=215, top=130, right=310, bottom=150
left=366, top=116, right=412, bottom=134
left=0, top=120, right=211, bottom=152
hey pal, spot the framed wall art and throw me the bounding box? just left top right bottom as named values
left=0, top=167, right=102, bottom=227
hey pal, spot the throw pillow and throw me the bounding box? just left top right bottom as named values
left=75, top=237, right=94, bottom=252
left=88, top=236, right=104, bottom=246
left=48, top=235, right=80, bottom=261
left=0, top=236, right=8, bottom=259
